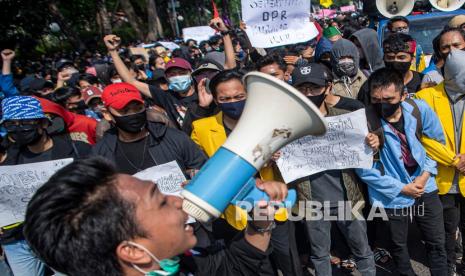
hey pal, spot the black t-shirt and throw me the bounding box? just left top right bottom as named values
left=115, top=135, right=156, bottom=174
left=18, top=147, right=52, bottom=164
left=148, top=85, right=199, bottom=128
left=334, top=96, right=365, bottom=111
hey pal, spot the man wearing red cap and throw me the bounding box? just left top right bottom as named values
left=104, top=35, right=216, bottom=135
left=92, top=83, right=206, bottom=175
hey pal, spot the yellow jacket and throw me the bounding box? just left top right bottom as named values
left=191, top=112, right=287, bottom=230
left=414, top=83, right=464, bottom=195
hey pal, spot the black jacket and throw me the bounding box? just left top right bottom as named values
left=92, top=122, right=206, bottom=172
left=184, top=233, right=272, bottom=276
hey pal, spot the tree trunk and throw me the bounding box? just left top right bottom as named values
left=146, top=0, right=163, bottom=41
left=48, top=1, right=87, bottom=51
left=96, top=0, right=112, bottom=35
left=120, top=0, right=145, bottom=40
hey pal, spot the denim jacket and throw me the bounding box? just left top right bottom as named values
left=356, top=99, right=445, bottom=209
left=0, top=74, right=19, bottom=99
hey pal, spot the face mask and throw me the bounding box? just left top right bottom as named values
left=113, top=110, right=147, bottom=133
left=287, top=76, right=293, bottom=85
left=137, top=64, right=145, bottom=71
left=69, top=100, right=87, bottom=114
left=218, top=100, right=246, bottom=120
left=307, top=93, right=326, bottom=107
left=385, top=61, right=411, bottom=75
left=111, top=78, right=122, bottom=84
left=205, top=46, right=212, bottom=52
left=125, top=241, right=180, bottom=276
left=373, top=102, right=401, bottom=119
left=337, top=59, right=357, bottom=77
left=236, top=50, right=245, bottom=60
left=168, top=75, right=192, bottom=93
left=8, top=126, right=43, bottom=146
left=394, top=27, right=409, bottom=34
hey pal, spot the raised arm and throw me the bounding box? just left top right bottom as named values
left=1, top=49, right=19, bottom=97
left=103, top=35, right=152, bottom=98
left=209, top=18, right=236, bottom=70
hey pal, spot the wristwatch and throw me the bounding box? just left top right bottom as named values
left=247, top=221, right=276, bottom=233
left=220, top=30, right=231, bottom=36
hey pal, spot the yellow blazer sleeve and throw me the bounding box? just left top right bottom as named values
left=421, top=136, right=459, bottom=167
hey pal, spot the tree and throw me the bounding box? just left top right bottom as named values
left=146, top=0, right=163, bottom=41
left=48, top=1, right=87, bottom=51
left=120, top=0, right=145, bottom=40
left=96, top=0, right=112, bottom=35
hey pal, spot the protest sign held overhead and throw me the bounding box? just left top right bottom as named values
left=277, top=109, right=373, bottom=183
left=182, top=26, right=216, bottom=43
left=241, top=0, right=318, bottom=48
left=134, top=160, right=186, bottom=196
left=0, top=158, right=73, bottom=227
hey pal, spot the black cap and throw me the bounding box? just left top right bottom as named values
left=292, top=63, right=330, bottom=87
left=55, top=59, right=74, bottom=71
left=29, top=78, right=54, bottom=92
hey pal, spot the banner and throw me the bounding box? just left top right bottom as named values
left=182, top=26, right=216, bottom=43
left=134, top=161, right=186, bottom=196
left=0, top=158, right=73, bottom=227
left=277, top=109, right=373, bottom=183
left=242, top=0, right=318, bottom=48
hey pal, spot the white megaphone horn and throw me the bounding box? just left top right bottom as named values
left=376, top=0, right=414, bottom=18
left=181, top=72, right=327, bottom=222
left=430, top=0, right=465, bottom=11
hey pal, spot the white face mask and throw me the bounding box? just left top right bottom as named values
left=125, top=241, right=180, bottom=276
left=111, top=78, right=122, bottom=84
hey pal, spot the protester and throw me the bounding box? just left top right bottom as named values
left=356, top=68, right=447, bottom=276
left=92, top=82, right=206, bottom=175
left=0, top=50, right=19, bottom=99
left=350, top=28, right=385, bottom=76
left=437, top=27, right=465, bottom=60
left=330, top=39, right=367, bottom=99
left=415, top=49, right=465, bottom=275
left=323, top=26, right=343, bottom=43
left=23, top=156, right=288, bottom=275
left=291, top=63, right=377, bottom=275
left=0, top=96, right=91, bottom=276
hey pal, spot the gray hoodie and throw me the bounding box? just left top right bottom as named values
left=444, top=49, right=465, bottom=102
left=351, top=28, right=385, bottom=74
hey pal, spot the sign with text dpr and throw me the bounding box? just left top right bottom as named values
left=242, top=0, right=318, bottom=48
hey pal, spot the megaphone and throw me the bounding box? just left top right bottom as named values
left=181, top=72, right=327, bottom=222
left=376, top=0, right=414, bottom=18
left=429, top=0, right=465, bottom=11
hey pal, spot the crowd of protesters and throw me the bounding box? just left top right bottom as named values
left=1, top=10, right=465, bottom=276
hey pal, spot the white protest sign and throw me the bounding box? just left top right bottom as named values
left=277, top=109, right=373, bottom=183
left=134, top=161, right=195, bottom=223
left=183, top=26, right=216, bottom=43
left=134, top=161, right=186, bottom=196
left=0, top=158, right=73, bottom=227
left=242, top=0, right=318, bottom=48
left=158, top=41, right=180, bottom=51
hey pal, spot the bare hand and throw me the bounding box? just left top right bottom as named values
left=239, top=21, right=247, bottom=30
left=210, top=17, right=228, bottom=32
left=57, top=71, right=71, bottom=82
left=271, top=151, right=281, bottom=162
left=365, top=133, right=380, bottom=151
left=252, top=180, right=287, bottom=226
left=1, top=49, right=15, bottom=62
left=103, top=34, right=121, bottom=51
left=283, top=55, right=300, bottom=65
left=401, top=182, right=424, bottom=198
left=455, top=154, right=465, bottom=174
left=197, top=78, right=213, bottom=108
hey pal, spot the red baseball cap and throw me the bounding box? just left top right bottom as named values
left=81, top=86, right=103, bottom=105
left=165, top=58, right=192, bottom=72
left=102, top=83, right=144, bottom=110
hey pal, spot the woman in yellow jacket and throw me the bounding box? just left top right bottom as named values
left=414, top=48, right=465, bottom=270
left=192, top=70, right=299, bottom=275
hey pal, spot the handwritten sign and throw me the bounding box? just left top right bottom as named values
left=277, top=109, right=373, bottom=183
left=134, top=161, right=186, bottom=196
left=129, top=47, right=149, bottom=62
left=0, top=158, right=73, bottom=227
left=242, top=0, right=318, bottom=48
left=158, top=41, right=180, bottom=51
left=183, top=26, right=216, bottom=43
left=340, top=5, right=356, bottom=13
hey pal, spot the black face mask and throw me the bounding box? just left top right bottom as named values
left=69, top=100, right=87, bottom=114
left=137, top=64, right=145, bottom=71
left=8, top=126, right=43, bottom=146
left=113, top=110, right=147, bottom=133
left=385, top=61, right=411, bottom=75
left=373, top=102, right=401, bottom=119
left=307, top=93, right=326, bottom=108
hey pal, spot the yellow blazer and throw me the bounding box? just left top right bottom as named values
left=191, top=112, right=287, bottom=230
left=414, top=83, right=464, bottom=195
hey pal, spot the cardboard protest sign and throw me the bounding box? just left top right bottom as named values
left=277, top=109, right=373, bottom=183
left=0, top=158, right=73, bottom=227
left=129, top=47, right=149, bottom=61
left=183, top=26, right=216, bottom=43
left=242, top=0, right=318, bottom=48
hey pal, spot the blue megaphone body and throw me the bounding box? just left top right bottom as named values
left=181, top=72, right=326, bottom=222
